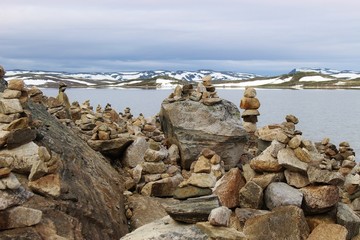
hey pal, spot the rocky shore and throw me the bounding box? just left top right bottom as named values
left=0, top=69, right=359, bottom=240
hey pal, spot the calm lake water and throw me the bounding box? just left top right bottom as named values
left=42, top=88, right=360, bottom=155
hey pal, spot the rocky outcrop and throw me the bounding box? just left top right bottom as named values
left=160, top=99, right=248, bottom=169
left=0, top=81, right=129, bottom=240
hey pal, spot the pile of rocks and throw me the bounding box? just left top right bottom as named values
left=172, top=148, right=225, bottom=200
left=240, top=87, right=260, bottom=134
left=166, top=75, right=222, bottom=106
left=0, top=80, right=62, bottom=235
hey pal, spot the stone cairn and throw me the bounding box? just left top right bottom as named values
left=166, top=75, right=222, bottom=106
left=0, top=79, right=61, bottom=234
left=240, top=87, right=260, bottom=155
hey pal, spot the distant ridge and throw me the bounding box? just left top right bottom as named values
left=4, top=68, right=360, bottom=89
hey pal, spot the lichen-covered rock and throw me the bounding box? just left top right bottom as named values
left=300, top=185, right=339, bottom=214
left=160, top=99, right=248, bottom=170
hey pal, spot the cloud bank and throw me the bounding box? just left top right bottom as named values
left=1, top=0, right=359, bottom=75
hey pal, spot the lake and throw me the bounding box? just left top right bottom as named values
left=42, top=88, right=360, bottom=155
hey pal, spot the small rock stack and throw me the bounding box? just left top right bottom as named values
left=166, top=75, right=222, bottom=106
left=240, top=87, right=260, bottom=134
left=173, top=148, right=225, bottom=200
left=123, top=143, right=183, bottom=199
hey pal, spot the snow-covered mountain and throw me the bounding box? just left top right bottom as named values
left=5, top=69, right=260, bottom=82
left=4, top=68, right=360, bottom=89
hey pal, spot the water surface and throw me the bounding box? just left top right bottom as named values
left=42, top=88, right=360, bottom=155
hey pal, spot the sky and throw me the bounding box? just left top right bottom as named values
left=1, top=0, right=360, bottom=75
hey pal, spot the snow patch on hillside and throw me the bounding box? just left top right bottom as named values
left=299, top=76, right=334, bottom=82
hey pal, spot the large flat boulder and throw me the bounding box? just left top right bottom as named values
left=160, top=99, right=248, bottom=169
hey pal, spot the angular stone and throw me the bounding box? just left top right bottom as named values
left=210, top=154, right=220, bottom=164
left=284, top=169, right=310, bottom=188
left=0, top=113, right=20, bottom=124
left=336, top=202, right=360, bottom=239
left=294, top=147, right=311, bottom=163
left=0, top=141, right=40, bottom=173
left=144, top=148, right=167, bottom=162
left=306, top=214, right=336, bottom=232
left=6, top=127, right=37, bottom=149
left=265, top=182, right=303, bottom=210
left=307, top=165, right=345, bottom=185
left=241, top=109, right=260, bottom=116
left=141, top=161, right=166, bottom=174
left=0, top=99, right=23, bottom=114
left=4, top=117, right=29, bottom=131
left=235, top=208, right=270, bottom=225
left=184, top=173, right=217, bottom=188
left=28, top=173, right=61, bottom=197
left=239, top=181, right=263, bottom=209
left=288, top=135, right=302, bottom=149
left=0, top=167, right=11, bottom=178
left=87, top=133, right=135, bottom=157
left=0, top=187, right=34, bottom=210
left=268, top=140, right=286, bottom=158
left=276, top=131, right=290, bottom=144
left=242, top=163, right=256, bottom=182
left=307, top=223, right=348, bottom=240
left=1, top=173, right=21, bottom=190
left=242, top=122, right=257, bottom=133
left=251, top=172, right=284, bottom=189
left=300, top=185, right=339, bottom=214
left=167, top=144, right=180, bottom=164
left=150, top=174, right=183, bottom=197
left=285, top=114, right=299, bottom=124
left=243, top=206, right=310, bottom=240
left=2, top=89, right=22, bottom=99
left=29, top=159, right=48, bottom=181
left=250, top=146, right=283, bottom=172
left=144, top=173, right=161, bottom=183
left=123, top=137, right=149, bottom=168
left=173, top=185, right=212, bottom=200
left=208, top=206, right=232, bottom=227
left=202, top=97, right=222, bottom=106
left=196, top=221, right=246, bottom=240
left=160, top=99, right=248, bottom=170
left=193, top=155, right=211, bottom=173
left=165, top=195, right=220, bottom=223
left=0, top=206, right=42, bottom=230
left=278, top=148, right=308, bottom=173
left=213, top=168, right=246, bottom=208
left=255, top=124, right=283, bottom=142
left=7, top=79, right=25, bottom=91
left=38, top=146, right=51, bottom=162
left=121, top=216, right=208, bottom=240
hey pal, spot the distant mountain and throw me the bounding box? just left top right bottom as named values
left=4, top=68, right=360, bottom=89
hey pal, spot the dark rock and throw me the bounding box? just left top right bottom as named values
left=0, top=187, right=34, bottom=210
left=26, top=101, right=129, bottom=239
left=160, top=99, right=248, bottom=170
left=6, top=128, right=37, bottom=149
left=87, top=133, right=135, bottom=157
left=336, top=202, right=360, bottom=239
left=239, top=181, right=263, bottom=209
left=165, top=195, right=220, bottom=223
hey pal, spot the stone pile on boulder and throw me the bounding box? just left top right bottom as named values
left=166, top=75, right=221, bottom=106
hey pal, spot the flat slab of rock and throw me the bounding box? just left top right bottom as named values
left=307, top=166, right=345, bottom=185
left=165, top=195, right=220, bottom=223
left=120, top=216, right=208, bottom=240
left=250, top=145, right=283, bottom=172
left=243, top=205, right=310, bottom=240
left=277, top=148, right=308, bottom=173
left=0, top=187, right=33, bottom=210
left=160, top=99, right=248, bottom=170
left=284, top=170, right=310, bottom=188
left=173, top=185, right=212, bottom=200
left=122, top=137, right=149, bottom=168
left=0, top=206, right=42, bottom=230
left=196, top=221, right=246, bottom=240
left=87, top=134, right=135, bottom=157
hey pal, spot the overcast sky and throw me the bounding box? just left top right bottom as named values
left=1, top=0, right=359, bottom=75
